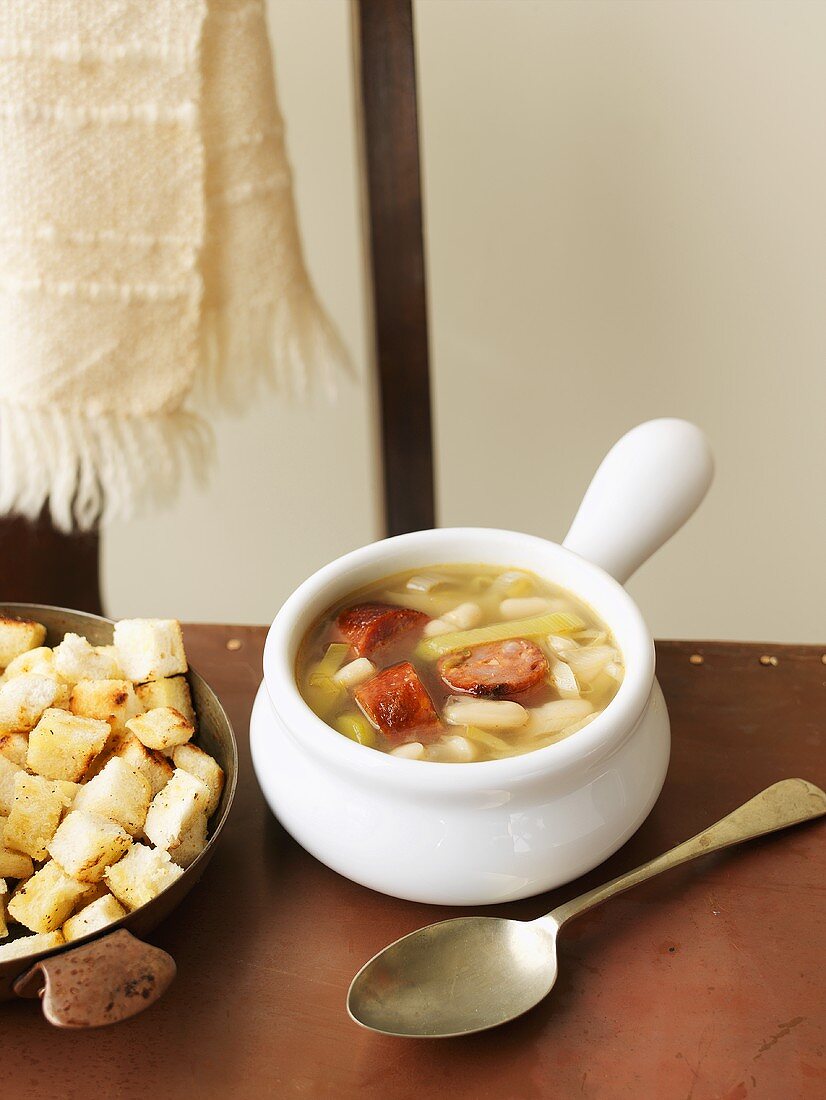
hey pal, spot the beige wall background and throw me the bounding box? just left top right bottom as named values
left=105, top=0, right=826, bottom=643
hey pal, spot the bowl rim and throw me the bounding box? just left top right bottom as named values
left=0, top=602, right=238, bottom=971
left=263, top=527, right=656, bottom=793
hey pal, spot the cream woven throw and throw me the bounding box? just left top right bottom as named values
left=0, top=0, right=348, bottom=530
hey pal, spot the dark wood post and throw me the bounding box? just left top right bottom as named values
left=354, top=0, right=436, bottom=535
left=0, top=512, right=102, bottom=614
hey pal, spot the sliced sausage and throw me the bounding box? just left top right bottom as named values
left=438, top=639, right=548, bottom=699
left=354, top=662, right=440, bottom=743
left=337, top=603, right=429, bottom=658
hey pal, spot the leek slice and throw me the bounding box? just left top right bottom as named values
left=406, top=573, right=451, bottom=593
left=312, top=643, right=350, bottom=679
left=463, top=725, right=511, bottom=752
left=490, top=570, right=534, bottom=598
left=547, top=656, right=580, bottom=699
left=334, top=712, right=377, bottom=747
left=414, top=611, right=585, bottom=661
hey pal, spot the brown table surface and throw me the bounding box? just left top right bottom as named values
left=3, top=628, right=824, bottom=1099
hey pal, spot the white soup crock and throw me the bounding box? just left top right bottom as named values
left=251, top=419, right=714, bottom=905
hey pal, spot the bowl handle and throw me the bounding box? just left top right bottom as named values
left=13, top=928, right=176, bottom=1028
left=562, top=419, right=714, bottom=585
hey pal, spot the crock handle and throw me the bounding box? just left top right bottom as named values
left=13, top=928, right=176, bottom=1028
left=562, top=419, right=714, bottom=585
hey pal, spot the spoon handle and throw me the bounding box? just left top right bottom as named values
left=546, top=778, right=826, bottom=929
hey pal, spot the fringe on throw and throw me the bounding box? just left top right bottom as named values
left=200, top=287, right=354, bottom=409
left=0, top=404, right=213, bottom=532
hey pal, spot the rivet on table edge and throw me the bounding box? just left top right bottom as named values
left=759, top=655, right=778, bottom=667
left=226, top=638, right=242, bottom=652
left=689, top=654, right=704, bottom=665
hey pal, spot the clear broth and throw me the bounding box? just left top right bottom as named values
left=295, top=563, right=624, bottom=762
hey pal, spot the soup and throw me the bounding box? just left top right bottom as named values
left=296, top=564, right=624, bottom=762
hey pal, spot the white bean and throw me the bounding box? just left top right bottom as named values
left=332, top=657, right=376, bottom=689
left=391, top=741, right=425, bottom=760
left=500, top=597, right=553, bottom=620
left=443, top=697, right=528, bottom=730
left=423, top=618, right=454, bottom=638
left=442, top=602, right=482, bottom=630
left=525, top=699, right=594, bottom=736
left=438, top=735, right=476, bottom=762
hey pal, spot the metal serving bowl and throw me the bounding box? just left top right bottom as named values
left=0, top=604, right=237, bottom=1026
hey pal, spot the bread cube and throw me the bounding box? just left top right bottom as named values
left=27, top=708, right=110, bottom=782
left=1, top=646, right=55, bottom=682
left=48, top=810, right=131, bottom=883
left=0, top=732, right=28, bottom=768
left=8, top=860, right=88, bottom=933
left=168, top=810, right=208, bottom=869
left=171, top=743, right=224, bottom=816
left=63, top=893, right=127, bottom=943
left=136, top=675, right=195, bottom=727
left=144, top=769, right=210, bottom=851
left=73, top=757, right=151, bottom=836
left=0, top=753, right=22, bottom=814
left=4, top=772, right=76, bottom=860
left=70, top=679, right=141, bottom=732
left=0, top=673, right=69, bottom=736
left=53, top=633, right=124, bottom=685
left=76, top=879, right=110, bottom=909
left=104, top=842, right=183, bottom=911
left=111, top=733, right=173, bottom=797
left=126, top=707, right=194, bottom=752
left=0, top=617, right=47, bottom=669
left=0, top=817, right=34, bottom=879
left=114, top=619, right=188, bottom=683
left=0, top=929, right=63, bottom=962
left=0, top=877, right=8, bottom=938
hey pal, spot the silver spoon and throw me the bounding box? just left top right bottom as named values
left=347, top=778, right=826, bottom=1038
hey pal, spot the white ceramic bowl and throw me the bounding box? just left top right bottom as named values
left=251, top=420, right=713, bottom=905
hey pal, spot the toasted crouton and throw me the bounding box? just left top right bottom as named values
left=126, top=707, right=194, bottom=752
left=171, top=743, right=224, bottom=816
left=8, top=860, right=88, bottom=933
left=111, top=733, right=173, bottom=797
left=4, top=773, right=76, bottom=860
left=0, top=617, right=47, bottom=669
left=0, top=818, right=34, bottom=879
left=48, top=810, right=131, bottom=883
left=0, top=877, right=7, bottom=937
left=0, top=929, right=64, bottom=962
left=104, top=842, right=183, bottom=910
left=73, top=757, right=151, bottom=836
left=0, top=674, right=69, bottom=736
left=114, top=619, right=188, bottom=683
left=168, top=810, right=208, bottom=869
left=70, top=679, right=141, bottom=732
left=1, top=647, right=55, bottom=682
left=144, top=769, right=210, bottom=851
left=136, top=676, right=195, bottom=727
left=27, top=708, right=110, bottom=782
left=76, top=879, right=110, bottom=909
left=0, top=732, right=28, bottom=768
left=63, top=893, right=127, bottom=943
left=53, top=633, right=124, bottom=684
left=0, top=753, right=22, bottom=814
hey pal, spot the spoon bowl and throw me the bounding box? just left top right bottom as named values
left=348, top=917, right=558, bottom=1038
left=347, top=779, right=826, bottom=1038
